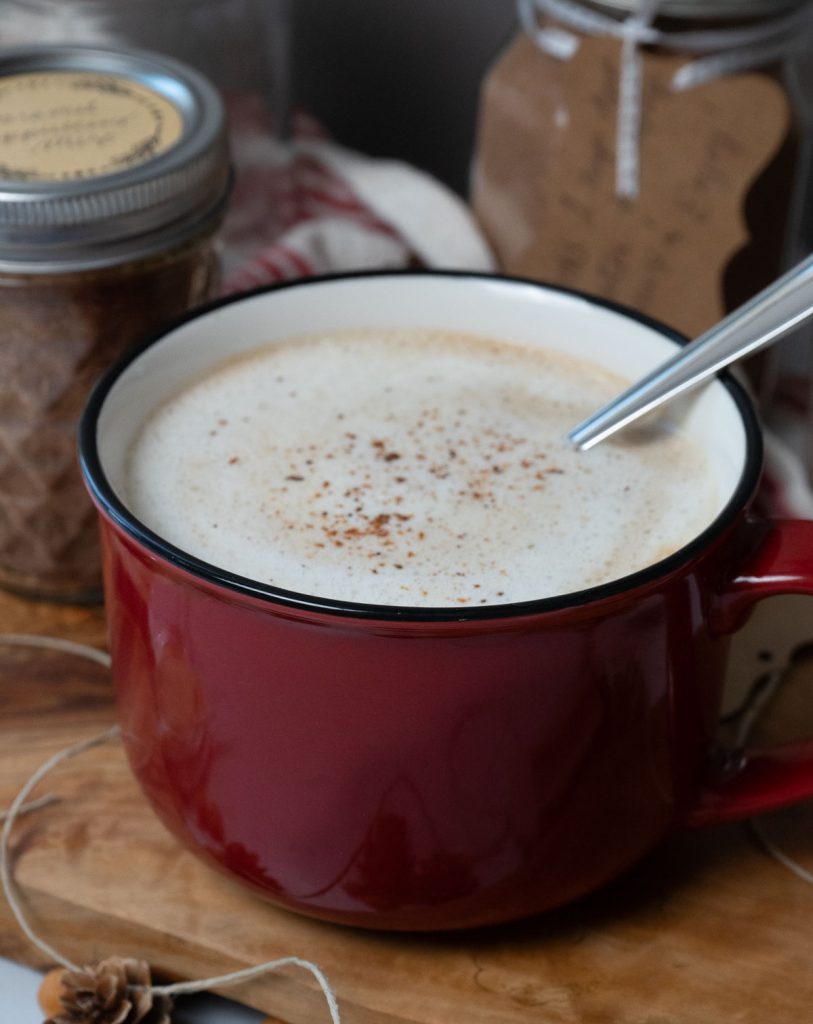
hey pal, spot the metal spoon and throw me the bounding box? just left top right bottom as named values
left=569, top=251, right=813, bottom=450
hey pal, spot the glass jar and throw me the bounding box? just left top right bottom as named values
left=0, top=45, right=230, bottom=601
left=474, top=0, right=811, bottom=340
left=1, top=0, right=291, bottom=137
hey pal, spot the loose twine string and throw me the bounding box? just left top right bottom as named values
left=0, top=634, right=341, bottom=1024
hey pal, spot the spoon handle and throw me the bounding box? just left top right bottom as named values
left=569, top=251, right=813, bottom=450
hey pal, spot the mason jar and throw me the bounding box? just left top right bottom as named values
left=0, top=45, right=230, bottom=601
left=475, top=0, right=811, bottom=339
left=0, top=0, right=291, bottom=137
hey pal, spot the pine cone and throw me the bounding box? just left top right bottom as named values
left=44, top=958, right=173, bottom=1024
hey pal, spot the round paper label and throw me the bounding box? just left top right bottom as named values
left=0, top=71, right=185, bottom=182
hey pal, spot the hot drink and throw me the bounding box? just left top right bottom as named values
left=124, top=328, right=717, bottom=606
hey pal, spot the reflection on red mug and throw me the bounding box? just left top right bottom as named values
left=79, top=272, right=813, bottom=931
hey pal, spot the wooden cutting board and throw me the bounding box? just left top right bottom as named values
left=2, top=588, right=813, bottom=1023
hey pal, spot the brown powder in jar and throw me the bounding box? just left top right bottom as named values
left=0, top=239, right=219, bottom=601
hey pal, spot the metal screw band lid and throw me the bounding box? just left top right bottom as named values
left=0, top=44, right=230, bottom=272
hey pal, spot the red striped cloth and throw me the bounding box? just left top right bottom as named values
left=219, top=104, right=490, bottom=294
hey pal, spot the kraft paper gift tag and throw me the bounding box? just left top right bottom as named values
left=472, top=32, right=795, bottom=339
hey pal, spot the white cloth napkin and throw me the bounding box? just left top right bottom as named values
left=221, top=108, right=494, bottom=293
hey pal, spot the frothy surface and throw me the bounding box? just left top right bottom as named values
left=123, top=330, right=718, bottom=607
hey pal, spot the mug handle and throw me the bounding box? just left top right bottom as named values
left=687, top=518, right=813, bottom=827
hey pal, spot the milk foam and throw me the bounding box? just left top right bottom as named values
left=123, top=329, right=718, bottom=607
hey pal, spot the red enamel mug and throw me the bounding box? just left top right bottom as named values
left=79, top=271, right=813, bottom=931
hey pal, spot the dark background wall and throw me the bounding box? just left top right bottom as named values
left=291, top=0, right=518, bottom=196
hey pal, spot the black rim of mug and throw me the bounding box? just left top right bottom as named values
left=79, top=269, right=763, bottom=623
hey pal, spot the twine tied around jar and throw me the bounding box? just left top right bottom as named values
left=0, top=634, right=341, bottom=1024
left=518, top=0, right=813, bottom=198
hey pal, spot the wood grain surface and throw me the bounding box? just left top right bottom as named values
left=1, top=587, right=812, bottom=1023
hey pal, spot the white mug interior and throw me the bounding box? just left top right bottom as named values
left=95, top=273, right=750, bottom=575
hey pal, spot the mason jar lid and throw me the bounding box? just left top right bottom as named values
left=0, top=45, right=230, bottom=273
left=595, top=0, right=806, bottom=19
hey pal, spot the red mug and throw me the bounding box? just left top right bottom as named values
left=80, top=271, right=813, bottom=931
